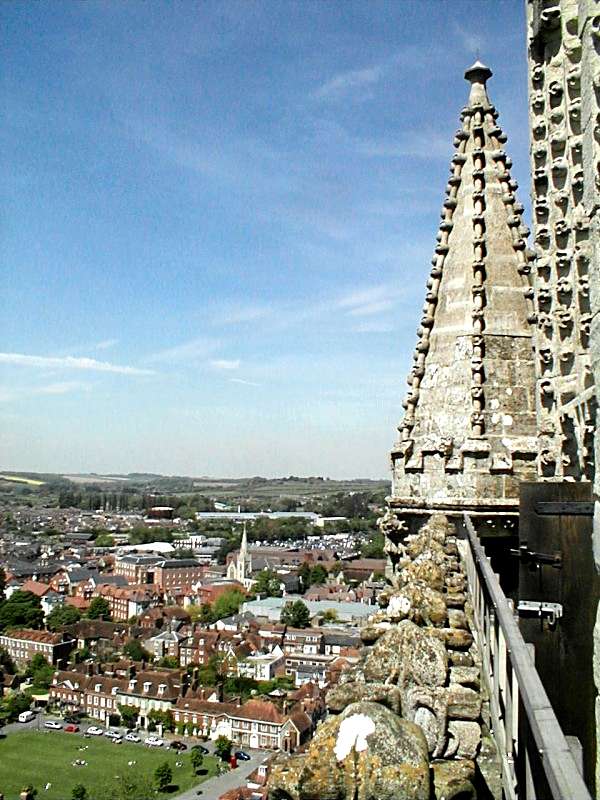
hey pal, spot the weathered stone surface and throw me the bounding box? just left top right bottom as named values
left=386, top=582, right=447, bottom=627
left=268, top=701, right=430, bottom=800
left=447, top=720, right=482, bottom=759
left=327, top=682, right=402, bottom=715
left=360, top=621, right=393, bottom=644
left=445, top=685, right=482, bottom=720
left=269, top=754, right=305, bottom=800
left=388, top=62, right=538, bottom=517
left=447, top=609, right=468, bottom=630
left=363, top=620, right=448, bottom=687
left=432, top=759, right=476, bottom=800
left=399, top=558, right=446, bottom=592
left=440, top=628, right=474, bottom=649
left=447, top=650, right=474, bottom=667
left=449, top=666, right=480, bottom=689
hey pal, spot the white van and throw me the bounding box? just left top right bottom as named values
left=18, top=711, right=35, bottom=723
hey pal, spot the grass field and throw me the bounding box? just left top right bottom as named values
left=0, top=730, right=217, bottom=800
left=0, top=474, right=45, bottom=486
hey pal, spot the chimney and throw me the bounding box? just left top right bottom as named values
left=128, top=664, right=136, bottom=679
left=181, top=672, right=190, bottom=697
left=192, top=667, right=199, bottom=692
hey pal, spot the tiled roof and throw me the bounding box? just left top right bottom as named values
left=1, top=629, right=64, bottom=644
left=20, top=580, right=51, bottom=597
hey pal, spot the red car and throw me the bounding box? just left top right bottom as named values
left=64, top=724, right=79, bottom=733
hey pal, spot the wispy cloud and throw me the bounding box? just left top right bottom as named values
left=0, top=381, right=89, bottom=403
left=313, top=63, right=385, bottom=100
left=0, top=353, right=154, bottom=376
left=230, top=377, right=261, bottom=387
left=208, top=304, right=271, bottom=326
left=95, top=338, right=119, bottom=351
left=146, top=338, right=221, bottom=365
left=337, top=285, right=395, bottom=317
left=210, top=359, right=240, bottom=370
left=454, top=22, right=484, bottom=56
left=347, top=300, right=393, bottom=317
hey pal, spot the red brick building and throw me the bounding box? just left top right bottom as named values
left=0, top=629, right=76, bottom=667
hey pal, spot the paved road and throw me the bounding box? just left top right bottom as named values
left=174, top=749, right=269, bottom=800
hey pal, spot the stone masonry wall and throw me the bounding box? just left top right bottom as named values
left=268, top=515, right=497, bottom=800
left=526, top=0, right=600, bottom=791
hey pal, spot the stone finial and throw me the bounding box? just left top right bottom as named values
left=464, top=60, right=492, bottom=107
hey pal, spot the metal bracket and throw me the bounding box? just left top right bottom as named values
left=517, top=600, right=563, bottom=626
left=510, top=543, right=562, bottom=568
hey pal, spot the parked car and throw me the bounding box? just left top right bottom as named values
left=192, top=744, right=209, bottom=754
left=64, top=724, right=80, bottom=733
left=144, top=736, right=164, bottom=747
left=169, top=740, right=187, bottom=751
left=86, top=726, right=104, bottom=736
left=64, top=715, right=81, bottom=724
left=125, top=733, right=141, bottom=743
left=104, top=730, right=120, bottom=739
left=235, top=751, right=251, bottom=761
left=18, top=711, right=35, bottom=723
left=44, top=721, right=63, bottom=730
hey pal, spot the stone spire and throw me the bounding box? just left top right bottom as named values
left=389, top=62, right=538, bottom=518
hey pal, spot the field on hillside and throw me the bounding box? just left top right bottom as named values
left=0, top=730, right=217, bottom=800
left=0, top=475, right=45, bottom=486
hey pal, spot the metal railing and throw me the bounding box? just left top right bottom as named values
left=460, top=513, right=591, bottom=800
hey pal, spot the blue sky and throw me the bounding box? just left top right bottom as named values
left=1, top=0, right=530, bottom=478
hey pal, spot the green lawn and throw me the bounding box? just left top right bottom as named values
left=0, top=730, right=218, bottom=800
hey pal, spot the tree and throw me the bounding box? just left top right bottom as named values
left=298, top=562, right=312, bottom=593
left=196, top=653, right=226, bottom=686
left=123, top=639, right=150, bottom=662
left=118, top=704, right=139, bottom=729
left=94, top=533, right=115, bottom=547
left=321, top=609, right=338, bottom=623
left=212, top=588, right=245, bottom=621
left=190, top=748, right=204, bottom=774
left=154, top=761, right=173, bottom=792
left=280, top=600, right=310, bottom=629
left=46, top=604, right=81, bottom=631
left=71, top=785, right=88, bottom=800
left=25, top=653, right=54, bottom=689
left=361, top=531, right=385, bottom=559
left=0, top=692, right=31, bottom=725
left=0, top=565, right=6, bottom=600
left=252, top=569, right=282, bottom=598
left=157, top=655, right=178, bottom=669
left=86, top=597, right=111, bottom=620
left=0, top=645, right=15, bottom=673
left=309, top=565, right=328, bottom=586
left=214, top=735, right=232, bottom=762
left=223, top=675, right=258, bottom=701
left=148, top=709, right=174, bottom=732
left=0, top=591, right=43, bottom=632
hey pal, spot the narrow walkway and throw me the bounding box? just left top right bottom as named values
left=175, top=750, right=268, bottom=800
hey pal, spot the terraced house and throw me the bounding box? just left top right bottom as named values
left=173, top=697, right=312, bottom=752
left=0, top=629, right=76, bottom=667
left=50, top=666, right=186, bottom=726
